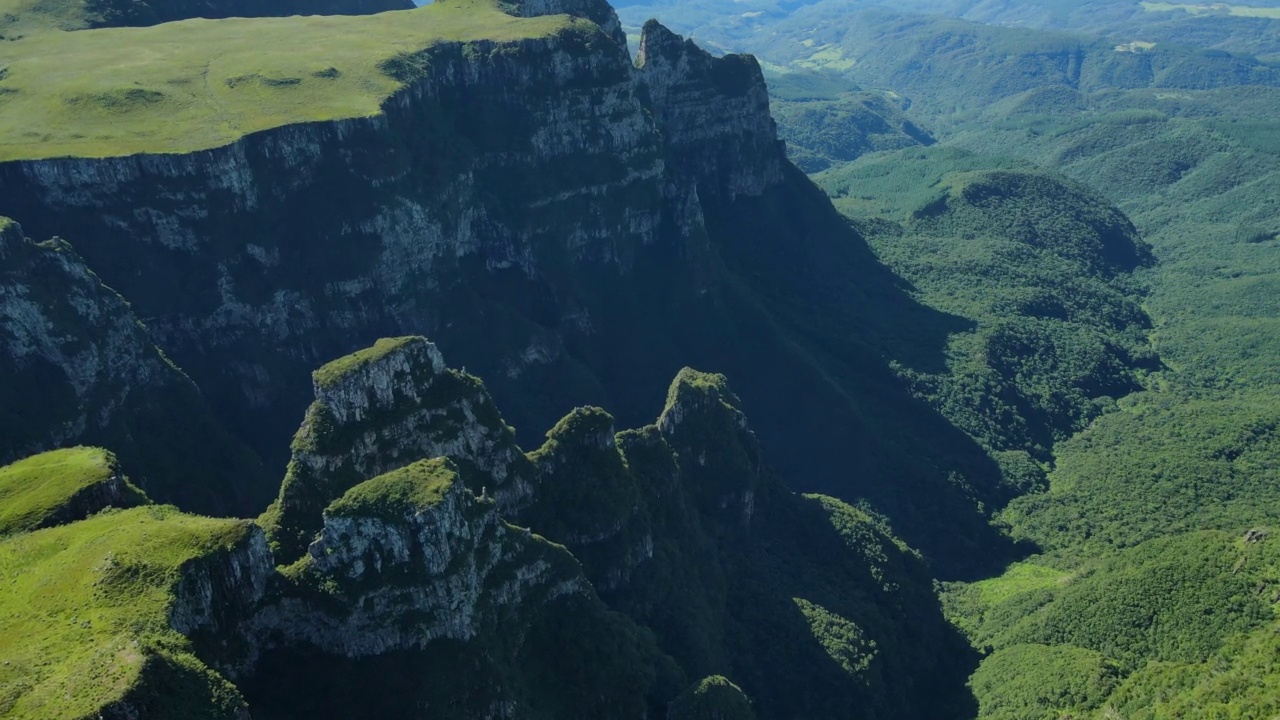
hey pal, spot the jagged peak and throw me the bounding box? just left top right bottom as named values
left=669, top=675, right=757, bottom=720
left=538, top=406, right=619, bottom=454
left=657, top=369, right=762, bottom=527
left=659, top=368, right=746, bottom=434
left=311, top=336, right=446, bottom=425
left=634, top=19, right=765, bottom=96
left=524, top=405, right=655, bottom=592
left=265, top=337, right=534, bottom=563
left=526, top=407, right=638, bottom=534
left=633, top=22, right=783, bottom=200
left=634, top=19, right=696, bottom=70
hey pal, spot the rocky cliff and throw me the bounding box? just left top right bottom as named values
left=0, top=0, right=1018, bottom=576
left=247, top=341, right=976, bottom=719
left=0, top=219, right=270, bottom=514
left=0, top=0, right=789, bottom=482
left=0, top=332, right=977, bottom=718
left=1, top=0, right=1023, bottom=578
left=262, top=336, right=535, bottom=561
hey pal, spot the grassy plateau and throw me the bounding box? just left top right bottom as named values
left=0, top=0, right=578, bottom=160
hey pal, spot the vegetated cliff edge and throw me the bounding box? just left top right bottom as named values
left=0, top=0, right=1016, bottom=570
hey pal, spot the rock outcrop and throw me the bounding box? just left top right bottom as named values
left=635, top=20, right=785, bottom=201
left=658, top=368, right=762, bottom=527
left=526, top=407, right=658, bottom=592
left=263, top=336, right=535, bottom=562
left=253, top=459, right=588, bottom=660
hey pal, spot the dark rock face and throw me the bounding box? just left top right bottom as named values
left=0, top=219, right=269, bottom=514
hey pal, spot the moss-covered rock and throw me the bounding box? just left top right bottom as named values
left=668, top=675, right=757, bottom=720
left=246, top=454, right=668, bottom=719
left=658, top=369, right=762, bottom=529
left=525, top=406, right=655, bottom=591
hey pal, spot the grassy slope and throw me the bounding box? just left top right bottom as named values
left=326, top=456, right=456, bottom=518
left=0, top=446, right=144, bottom=536
left=0, top=0, right=577, bottom=160
left=0, top=0, right=410, bottom=36
left=0, top=505, right=255, bottom=718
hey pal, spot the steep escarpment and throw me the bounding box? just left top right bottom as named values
left=0, top=0, right=1017, bottom=575
left=254, top=339, right=974, bottom=718
left=0, top=12, right=671, bottom=472
left=0, top=219, right=270, bottom=514
left=0, top=334, right=977, bottom=718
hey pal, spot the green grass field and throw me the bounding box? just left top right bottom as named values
left=0, top=0, right=578, bottom=160
left=312, top=336, right=421, bottom=390
left=0, top=505, right=255, bottom=717
left=0, top=447, right=144, bottom=536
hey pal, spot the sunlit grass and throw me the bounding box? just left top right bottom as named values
left=0, top=0, right=578, bottom=160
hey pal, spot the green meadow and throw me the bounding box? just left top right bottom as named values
left=0, top=504, right=255, bottom=717
left=0, top=0, right=577, bottom=160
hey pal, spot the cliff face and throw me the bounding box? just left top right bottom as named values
left=1, top=0, right=1019, bottom=581
left=245, top=454, right=663, bottom=720
left=635, top=19, right=784, bottom=201
left=0, top=333, right=978, bottom=719
left=0, top=4, right=787, bottom=485
left=0, top=219, right=269, bottom=514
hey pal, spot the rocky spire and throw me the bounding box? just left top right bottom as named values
left=635, top=20, right=785, bottom=201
